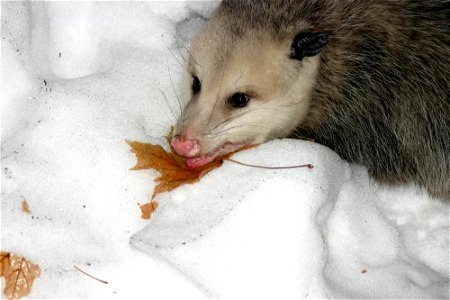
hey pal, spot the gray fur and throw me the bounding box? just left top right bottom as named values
left=212, top=0, right=450, bottom=199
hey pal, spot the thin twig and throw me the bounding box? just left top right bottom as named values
left=74, top=265, right=108, bottom=284
left=225, top=158, right=314, bottom=170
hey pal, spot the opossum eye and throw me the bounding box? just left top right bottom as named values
left=290, top=30, right=328, bottom=60
left=192, top=76, right=201, bottom=94
left=228, top=93, right=249, bottom=108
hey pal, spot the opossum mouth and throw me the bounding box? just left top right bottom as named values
left=186, top=142, right=248, bottom=169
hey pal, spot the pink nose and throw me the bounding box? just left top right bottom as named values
left=171, top=135, right=202, bottom=158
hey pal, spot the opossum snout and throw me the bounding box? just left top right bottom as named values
left=171, top=135, right=202, bottom=158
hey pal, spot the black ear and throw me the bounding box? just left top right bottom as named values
left=290, top=30, right=328, bottom=60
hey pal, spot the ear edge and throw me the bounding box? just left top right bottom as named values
left=290, top=31, right=328, bottom=60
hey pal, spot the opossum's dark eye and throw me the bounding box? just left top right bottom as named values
left=229, top=93, right=249, bottom=108
left=192, top=76, right=201, bottom=94
left=290, top=30, right=327, bottom=60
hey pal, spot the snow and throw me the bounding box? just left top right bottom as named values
left=132, top=140, right=350, bottom=298
left=1, top=1, right=448, bottom=299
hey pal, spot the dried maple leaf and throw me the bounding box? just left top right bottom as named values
left=127, top=140, right=254, bottom=219
left=139, top=202, right=159, bottom=220
left=21, top=199, right=31, bottom=214
left=0, top=252, right=40, bottom=300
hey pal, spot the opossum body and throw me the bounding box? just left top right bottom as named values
left=171, top=0, right=450, bottom=200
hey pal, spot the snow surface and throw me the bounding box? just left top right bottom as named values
left=1, top=1, right=449, bottom=299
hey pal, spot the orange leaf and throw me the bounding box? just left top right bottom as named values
left=127, top=140, right=254, bottom=219
left=0, top=252, right=40, bottom=300
left=139, top=202, right=159, bottom=220
left=21, top=199, right=31, bottom=215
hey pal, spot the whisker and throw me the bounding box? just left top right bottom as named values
left=158, top=88, right=178, bottom=123
left=143, top=112, right=176, bottom=131
left=210, top=106, right=290, bottom=131
left=207, top=124, right=273, bottom=139
left=289, top=128, right=315, bottom=141
left=234, top=72, right=244, bottom=86
left=183, top=44, right=202, bottom=71
left=207, top=67, right=226, bottom=126
left=167, top=46, right=184, bottom=68
left=175, top=45, right=200, bottom=73
left=145, top=121, right=172, bottom=130
left=286, top=97, right=307, bottom=107
left=165, top=59, right=183, bottom=115
left=175, top=45, right=189, bottom=64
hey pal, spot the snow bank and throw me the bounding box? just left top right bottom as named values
left=1, top=1, right=214, bottom=298
left=1, top=1, right=448, bottom=299
left=323, top=167, right=449, bottom=298
left=132, top=145, right=449, bottom=299
left=132, top=140, right=350, bottom=298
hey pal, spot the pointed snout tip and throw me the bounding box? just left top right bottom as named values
left=171, top=135, right=202, bottom=158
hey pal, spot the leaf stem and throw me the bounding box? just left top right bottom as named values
left=74, top=265, right=108, bottom=284
left=225, top=158, right=314, bottom=170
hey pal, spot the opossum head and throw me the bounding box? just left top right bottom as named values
left=172, top=16, right=327, bottom=168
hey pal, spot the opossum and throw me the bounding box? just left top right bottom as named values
left=171, top=0, right=450, bottom=200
